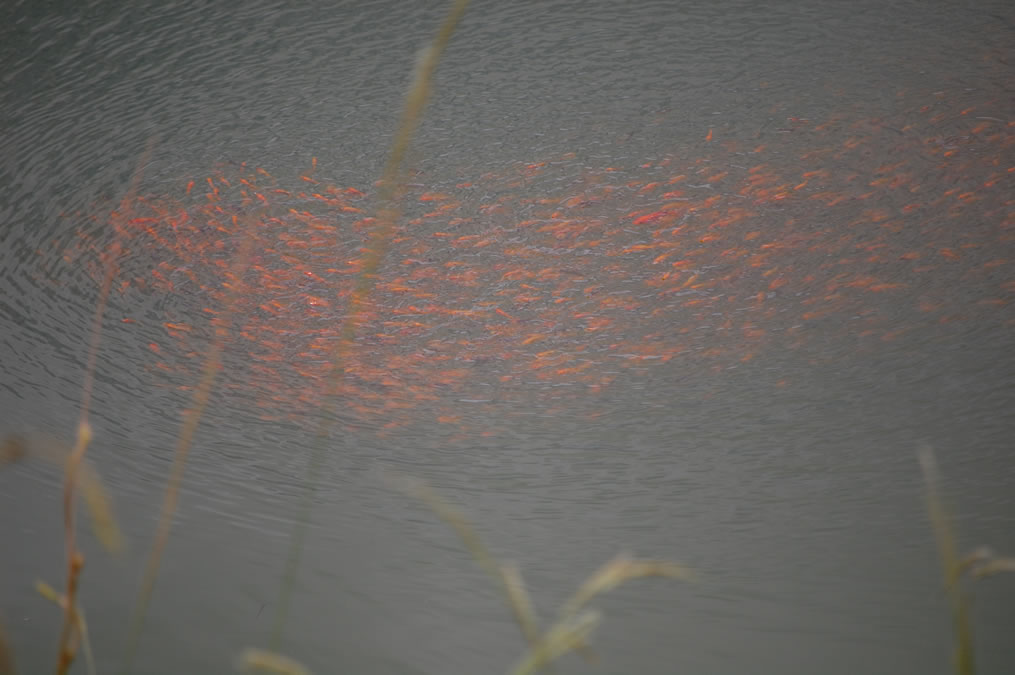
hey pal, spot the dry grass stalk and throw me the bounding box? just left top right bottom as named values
left=500, top=562, right=543, bottom=651
left=918, top=445, right=975, bottom=675
left=36, top=581, right=96, bottom=675
left=269, top=0, right=472, bottom=650
left=969, top=556, right=1015, bottom=580
left=517, top=555, right=691, bottom=673
left=507, top=610, right=601, bottom=675
left=121, top=207, right=264, bottom=673
left=389, top=474, right=545, bottom=652
left=56, top=136, right=156, bottom=675
left=558, top=553, right=693, bottom=623
left=393, top=474, right=693, bottom=674
left=234, top=647, right=311, bottom=675
left=2, top=434, right=123, bottom=554
left=953, top=546, right=1015, bottom=581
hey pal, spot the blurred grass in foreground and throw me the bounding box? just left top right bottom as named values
left=231, top=472, right=693, bottom=675
left=2, top=0, right=1012, bottom=671
left=1, top=434, right=123, bottom=555
left=918, top=446, right=1014, bottom=675
left=389, top=474, right=693, bottom=675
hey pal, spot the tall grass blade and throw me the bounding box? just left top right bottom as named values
left=500, top=562, right=543, bottom=652
left=557, top=553, right=694, bottom=624
left=234, top=647, right=311, bottom=674
left=389, top=474, right=545, bottom=651
left=507, top=610, right=601, bottom=675
left=57, top=135, right=156, bottom=675
left=918, top=445, right=976, bottom=675
left=36, top=581, right=96, bottom=675
left=0, top=619, right=16, bottom=675
left=121, top=208, right=263, bottom=673
left=269, top=0, right=471, bottom=650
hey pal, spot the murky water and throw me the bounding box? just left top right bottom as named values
left=1, top=0, right=1013, bottom=673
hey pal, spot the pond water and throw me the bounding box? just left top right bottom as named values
left=1, top=0, right=1013, bottom=673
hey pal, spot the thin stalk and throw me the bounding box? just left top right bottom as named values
left=37, top=581, right=97, bottom=675
left=918, top=446, right=975, bottom=675
left=121, top=207, right=262, bottom=674
left=390, top=475, right=544, bottom=650
left=269, top=0, right=471, bottom=649
left=56, top=136, right=156, bottom=675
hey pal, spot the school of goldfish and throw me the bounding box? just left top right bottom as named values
left=58, top=88, right=1013, bottom=437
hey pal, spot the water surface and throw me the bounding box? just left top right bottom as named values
left=1, top=1, right=1013, bottom=673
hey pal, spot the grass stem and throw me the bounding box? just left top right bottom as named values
left=269, top=0, right=471, bottom=651
left=121, top=207, right=262, bottom=673
left=57, top=136, right=156, bottom=675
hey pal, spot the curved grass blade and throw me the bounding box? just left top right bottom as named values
left=507, top=610, right=601, bottom=675
left=234, top=647, right=311, bottom=675
left=2, top=434, right=123, bottom=555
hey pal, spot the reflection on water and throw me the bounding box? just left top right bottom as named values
left=0, top=0, right=1013, bottom=674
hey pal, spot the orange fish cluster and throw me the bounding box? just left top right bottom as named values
left=60, top=89, right=1013, bottom=435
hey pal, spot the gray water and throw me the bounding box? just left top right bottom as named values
left=2, top=0, right=1014, bottom=673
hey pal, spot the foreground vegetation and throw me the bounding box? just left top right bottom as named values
left=1, top=0, right=1011, bottom=673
